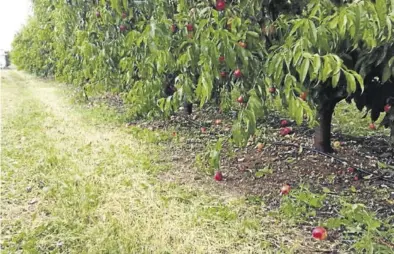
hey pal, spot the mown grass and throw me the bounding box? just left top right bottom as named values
left=1, top=70, right=337, bottom=253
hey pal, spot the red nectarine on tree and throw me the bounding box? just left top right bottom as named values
left=216, top=0, right=225, bottom=11
left=234, top=69, right=242, bottom=78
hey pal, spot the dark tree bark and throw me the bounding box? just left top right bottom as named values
left=314, top=100, right=340, bottom=153
left=184, top=101, right=193, bottom=115
left=164, top=73, right=193, bottom=115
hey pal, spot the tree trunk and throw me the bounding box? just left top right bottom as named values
left=314, top=101, right=338, bottom=153
left=184, top=101, right=193, bottom=115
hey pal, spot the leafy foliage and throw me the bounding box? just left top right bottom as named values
left=195, top=138, right=224, bottom=175
left=11, top=0, right=394, bottom=145
left=325, top=202, right=394, bottom=253
left=278, top=185, right=393, bottom=253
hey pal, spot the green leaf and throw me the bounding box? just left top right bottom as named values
left=299, top=58, right=310, bottom=83
left=344, top=71, right=356, bottom=93
left=325, top=218, right=343, bottom=228
left=225, top=45, right=237, bottom=70
left=382, top=64, right=391, bottom=83
left=313, top=54, right=321, bottom=75
left=209, top=150, right=220, bottom=170
left=243, top=110, right=257, bottom=136
left=332, top=70, right=341, bottom=87
left=376, top=44, right=388, bottom=67
left=247, top=90, right=264, bottom=118
left=122, top=0, right=128, bottom=10
left=255, top=167, right=273, bottom=178
left=238, top=47, right=250, bottom=68
left=352, top=72, right=364, bottom=92
left=232, top=122, right=248, bottom=147
left=246, top=31, right=259, bottom=38
left=387, top=16, right=392, bottom=41
left=298, top=145, right=303, bottom=155
left=302, top=52, right=312, bottom=59
left=289, top=19, right=304, bottom=36
left=350, top=186, right=357, bottom=193
left=338, top=10, right=348, bottom=38
left=321, top=57, right=333, bottom=82
left=308, top=20, right=317, bottom=43
left=389, top=56, right=394, bottom=67
left=268, top=54, right=279, bottom=76
left=376, top=0, right=388, bottom=27
left=295, top=101, right=303, bottom=125
left=283, top=50, right=293, bottom=69
left=353, top=5, right=361, bottom=41
left=284, top=74, right=294, bottom=88
left=293, top=44, right=302, bottom=66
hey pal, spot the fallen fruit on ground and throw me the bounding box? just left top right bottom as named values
left=8, top=1, right=394, bottom=251
left=214, top=171, right=223, bottom=181
left=312, top=227, right=328, bottom=240
left=256, top=143, right=264, bottom=151
left=369, top=123, right=376, bottom=130
left=237, top=96, right=244, bottom=103
left=280, top=184, right=291, bottom=195
left=333, top=141, right=341, bottom=148
left=384, top=104, right=391, bottom=112
left=220, top=71, right=227, bottom=78
left=280, top=119, right=288, bottom=127
left=119, top=25, right=126, bottom=32
left=200, top=127, right=207, bottom=133
left=214, top=119, right=222, bottom=125
left=219, top=55, right=225, bottom=62
left=347, top=167, right=355, bottom=173
left=280, top=127, right=292, bottom=136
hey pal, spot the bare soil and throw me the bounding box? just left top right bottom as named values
left=129, top=105, right=394, bottom=225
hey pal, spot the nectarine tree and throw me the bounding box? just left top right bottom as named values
left=11, top=0, right=394, bottom=152
left=260, top=0, right=394, bottom=152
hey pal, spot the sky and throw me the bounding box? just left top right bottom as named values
left=0, top=0, right=32, bottom=51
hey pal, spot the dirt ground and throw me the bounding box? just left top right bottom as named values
left=131, top=106, right=394, bottom=227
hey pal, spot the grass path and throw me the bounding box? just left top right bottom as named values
left=1, top=70, right=332, bottom=253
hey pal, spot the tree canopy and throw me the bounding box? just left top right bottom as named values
left=11, top=0, right=394, bottom=151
